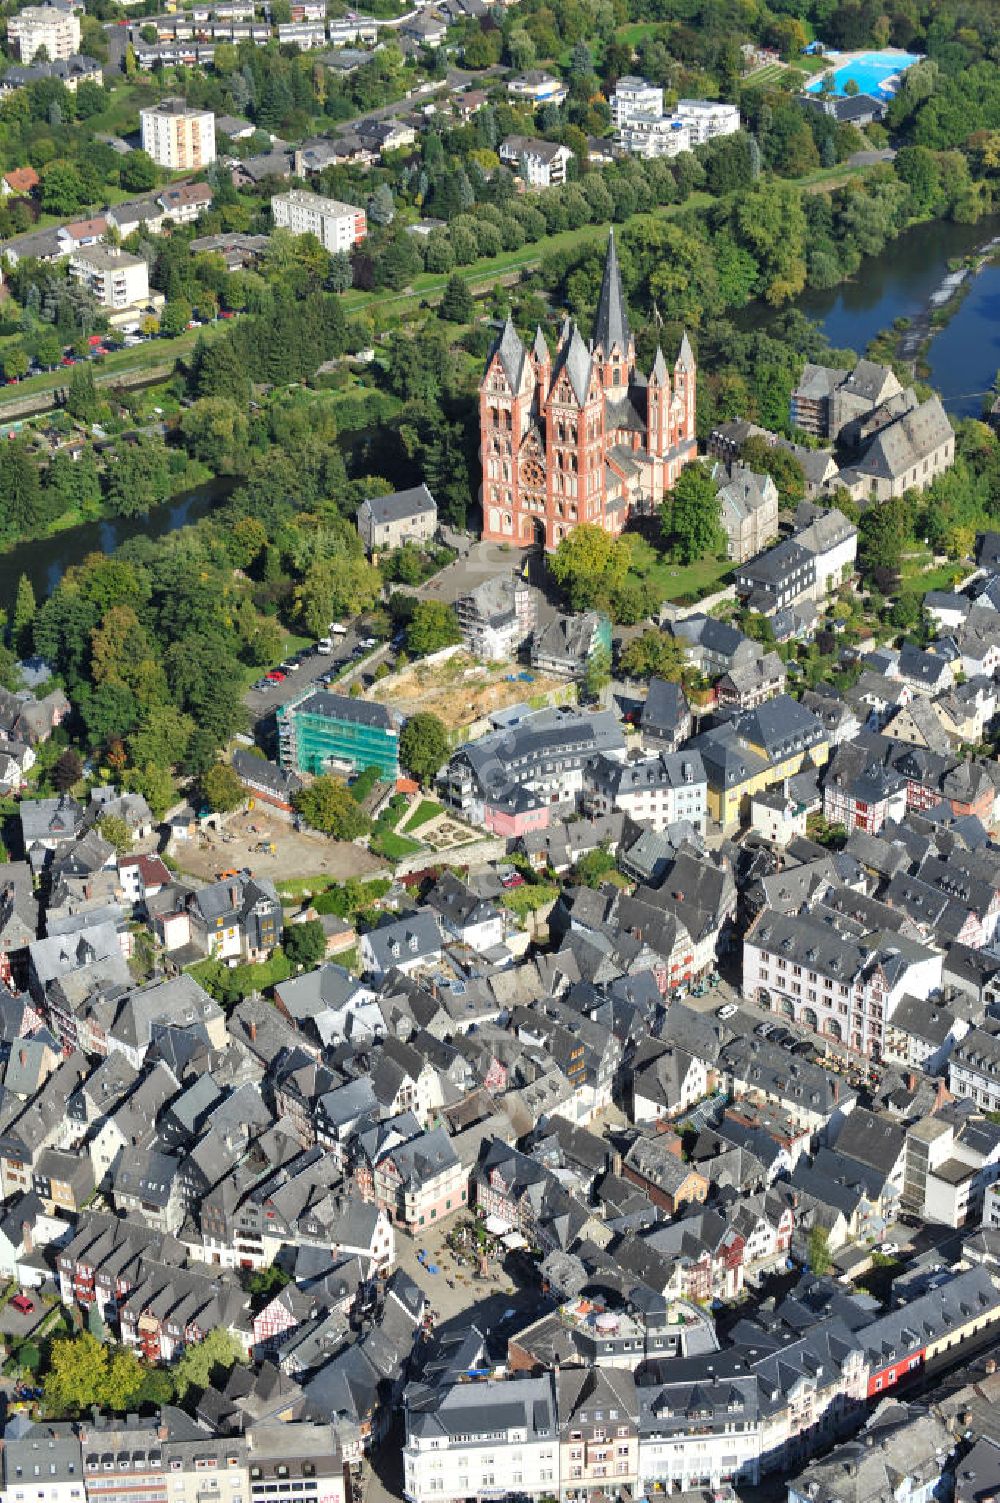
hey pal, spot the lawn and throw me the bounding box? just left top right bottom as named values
left=275, top=874, right=341, bottom=902
left=402, top=799, right=443, bottom=832
left=628, top=534, right=733, bottom=604
left=615, top=22, right=664, bottom=46
left=370, top=829, right=423, bottom=860
left=744, top=62, right=790, bottom=88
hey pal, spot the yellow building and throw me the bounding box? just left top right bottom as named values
left=692, top=695, right=829, bottom=830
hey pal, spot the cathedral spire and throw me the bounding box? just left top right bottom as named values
left=592, top=228, right=631, bottom=356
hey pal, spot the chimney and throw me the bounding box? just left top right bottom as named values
left=22, top=1217, right=33, bottom=1255
left=18, top=1048, right=25, bottom=1067
left=249, top=1020, right=257, bottom=1043
left=294, top=148, right=304, bottom=176
left=906, top=1072, right=917, bottom=1091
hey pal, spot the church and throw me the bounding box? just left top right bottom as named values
left=479, top=230, right=698, bottom=551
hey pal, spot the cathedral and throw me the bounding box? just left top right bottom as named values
left=479, top=230, right=698, bottom=551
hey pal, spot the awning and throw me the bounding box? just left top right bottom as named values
left=484, top=1214, right=512, bottom=1235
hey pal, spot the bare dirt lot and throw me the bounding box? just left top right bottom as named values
left=170, top=808, right=388, bottom=885
left=367, top=652, right=567, bottom=731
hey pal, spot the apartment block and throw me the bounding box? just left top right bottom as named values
left=140, top=99, right=216, bottom=171
left=68, top=246, right=149, bottom=311
left=8, top=3, right=81, bottom=63
left=271, top=190, right=367, bottom=253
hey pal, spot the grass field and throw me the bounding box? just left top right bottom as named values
left=402, top=799, right=443, bottom=832
left=744, top=63, right=789, bottom=88
left=628, top=535, right=733, bottom=603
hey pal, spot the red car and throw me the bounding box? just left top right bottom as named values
left=10, top=1294, right=33, bottom=1314
left=501, top=873, right=525, bottom=889
left=220, top=310, right=235, bottom=318
left=60, top=356, right=75, bottom=366
left=265, top=670, right=286, bottom=682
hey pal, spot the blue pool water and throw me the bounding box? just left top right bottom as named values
left=805, top=50, right=922, bottom=97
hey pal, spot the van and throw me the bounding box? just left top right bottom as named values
left=329, top=623, right=348, bottom=636
left=317, top=637, right=333, bottom=654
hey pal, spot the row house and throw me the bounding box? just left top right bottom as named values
left=117, top=1260, right=250, bottom=1363
left=860, top=1265, right=1000, bottom=1397
left=57, top=1212, right=182, bottom=1322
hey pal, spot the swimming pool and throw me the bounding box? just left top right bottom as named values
left=804, top=50, right=922, bottom=98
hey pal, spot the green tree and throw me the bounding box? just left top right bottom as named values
left=619, top=632, right=688, bottom=682
left=172, top=1329, right=246, bottom=1401
left=97, top=814, right=131, bottom=855
left=67, top=362, right=99, bottom=422
left=294, top=777, right=372, bottom=839
left=405, top=601, right=461, bottom=656
left=12, top=574, right=35, bottom=656
left=583, top=643, right=611, bottom=701
left=549, top=525, right=631, bottom=612
left=124, top=762, right=175, bottom=819
left=666, top=463, right=725, bottom=565
left=808, top=1225, right=831, bottom=1276
left=44, top=1332, right=144, bottom=1416
left=283, top=919, right=326, bottom=968
left=573, top=845, right=617, bottom=887
left=3, top=348, right=28, bottom=381
left=439, top=274, right=473, bottom=323
left=399, top=711, right=449, bottom=784
left=120, top=149, right=157, bottom=192
left=202, top=761, right=245, bottom=812
left=159, top=300, right=192, bottom=338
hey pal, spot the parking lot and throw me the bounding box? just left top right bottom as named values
left=243, top=630, right=391, bottom=732
left=683, top=971, right=881, bottom=1089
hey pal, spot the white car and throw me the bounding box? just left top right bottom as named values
left=879, top=1242, right=899, bottom=1256
left=716, top=1004, right=738, bottom=1020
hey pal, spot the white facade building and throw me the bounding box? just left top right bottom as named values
left=68, top=246, right=149, bottom=310
left=617, top=115, right=692, bottom=158
left=403, top=1375, right=559, bottom=1503
left=271, top=189, right=367, bottom=252
left=610, top=75, right=664, bottom=126
left=8, top=4, right=81, bottom=62
left=584, top=751, right=708, bottom=836
left=744, top=908, right=943, bottom=1060
left=140, top=98, right=216, bottom=170
left=639, top=1382, right=763, bottom=1494
left=675, top=99, right=741, bottom=144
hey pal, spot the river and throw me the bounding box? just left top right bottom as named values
left=746, top=213, right=1000, bottom=419
left=0, top=477, right=232, bottom=605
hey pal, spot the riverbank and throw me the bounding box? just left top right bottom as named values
left=0, top=474, right=235, bottom=602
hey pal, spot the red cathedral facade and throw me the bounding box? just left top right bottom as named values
left=479, top=230, right=697, bottom=550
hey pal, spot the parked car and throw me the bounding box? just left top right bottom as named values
left=879, top=1242, right=899, bottom=1256
left=10, top=1294, right=33, bottom=1314
left=754, top=1022, right=774, bottom=1038
left=265, top=670, right=286, bottom=683
left=716, top=1003, right=737, bottom=1020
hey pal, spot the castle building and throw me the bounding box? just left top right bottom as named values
left=479, top=231, right=697, bottom=550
